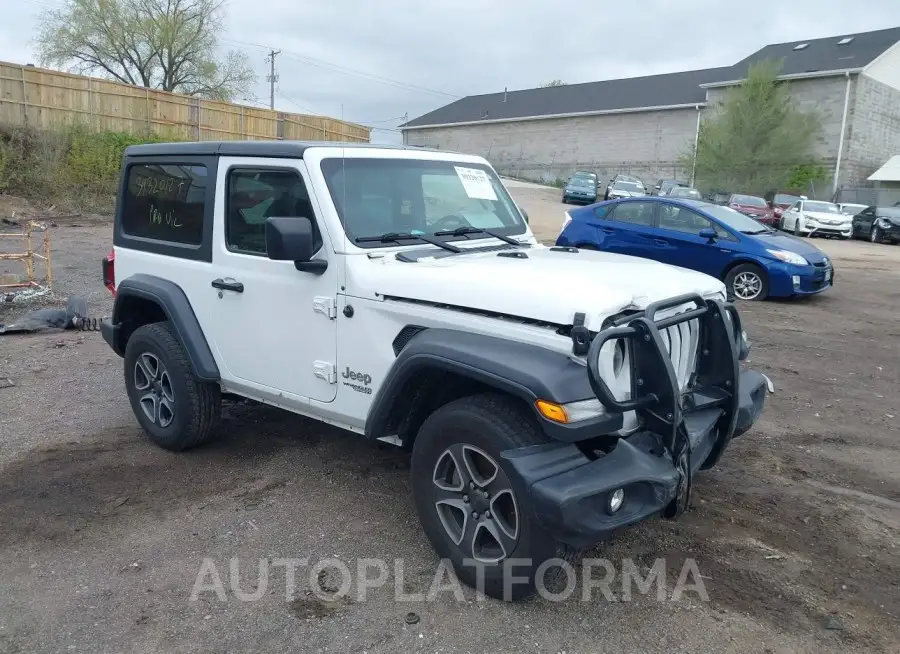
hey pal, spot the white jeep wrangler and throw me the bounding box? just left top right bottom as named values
left=100, top=141, right=767, bottom=600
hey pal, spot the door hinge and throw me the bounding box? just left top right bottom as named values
left=313, top=361, right=337, bottom=384
left=313, top=296, right=337, bottom=319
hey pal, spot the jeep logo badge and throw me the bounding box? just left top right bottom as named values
left=341, top=366, right=373, bottom=394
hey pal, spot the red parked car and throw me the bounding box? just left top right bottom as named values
left=764, top=190, right=805, bottom=223
left=727, top=193, right=778, bottom=227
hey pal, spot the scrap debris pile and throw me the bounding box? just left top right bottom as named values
left=0, top=296, right=103, bottom=335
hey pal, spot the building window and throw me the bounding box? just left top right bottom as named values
left=837, top=37, right=854, bottom=45
left=793, top=43, right=809, bottom=50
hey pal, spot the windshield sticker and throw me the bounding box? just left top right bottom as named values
left=454, top=167, right=498, bottom=201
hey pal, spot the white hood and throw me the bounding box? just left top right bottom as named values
left=345, top=244, right=725, bottom=330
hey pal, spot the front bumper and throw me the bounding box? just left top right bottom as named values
left=768, top=261, right=834, bottom=297
left=565, top=192, right=597, bottom=204
left=806, top=222, right=851, bottom=238
left=503, top=295, right=767, bottom=548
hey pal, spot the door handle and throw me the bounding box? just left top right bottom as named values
left=211, top=278, right=244, bottom=293
left=654, top=238, right=668, bottom=245
left=601, top=227, right=615, bottom=233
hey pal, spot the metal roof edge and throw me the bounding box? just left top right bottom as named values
left=699, top=68, right=863, bottom=88
left=400, top=102, right=705, bottom=130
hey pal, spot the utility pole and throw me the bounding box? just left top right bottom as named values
left=266, top=49, right=281, bottom=110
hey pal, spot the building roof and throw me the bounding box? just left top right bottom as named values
left=402, top=26, right=900, bottom=130
left=702, top=26, right=900, bottom=87
left=124, top=141, right=433, bottom=158
left=402, top=67, right=729, bottom=129
left=868, top=155, right=900, bottom=182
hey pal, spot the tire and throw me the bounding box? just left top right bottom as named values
left=411, top=393, right=576, bottom=601
left=561, top=196, right=568, bottom=204
left=725, top=263, right=769, bottom=301
left=793, top=220, right=803, bottom=237
left=870, top=226, right=882, bottom=243
left=124, top=321, right=221, bottom=451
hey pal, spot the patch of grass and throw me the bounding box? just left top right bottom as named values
left=0, top=124, right=181, bottom=213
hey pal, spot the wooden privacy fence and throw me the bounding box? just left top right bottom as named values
left=0, top=61, right=370, bottom=143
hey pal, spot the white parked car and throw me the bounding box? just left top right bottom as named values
left=837, top=202, right=868, bottom=217
left=780, top=200, right=852, bottom=239
left=99, top=141, right=766, bottom=601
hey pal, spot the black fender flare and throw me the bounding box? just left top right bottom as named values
left=111, top=274, right=220, bottom=382
left=364, top=328, right=622, bottom=443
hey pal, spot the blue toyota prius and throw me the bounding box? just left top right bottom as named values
left=557, top=197, right=834, bottom=300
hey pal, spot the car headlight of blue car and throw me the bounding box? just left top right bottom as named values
left=766, top=249, right=808, bottom=266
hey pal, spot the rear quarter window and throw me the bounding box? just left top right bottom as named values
left=122, top=164, right=208, bottom=244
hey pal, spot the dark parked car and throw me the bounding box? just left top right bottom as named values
left=850, top=206, right=900, bottom=243
left=561, top=174, right=598, bottom=204
left=726, top=194, right=777, bottom=227
left=556, top=196, right=833, bottom=301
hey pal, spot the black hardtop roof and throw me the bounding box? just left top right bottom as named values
left=124, top=140, right=441, bottom=158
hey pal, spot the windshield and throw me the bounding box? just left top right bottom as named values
left=669, top=187, right=702, bottom=198
left=774, top=193, right=800, bottom=204
left=803, top=201, right=840, bottom=214
left=730, top=194, right=767, bottom=207
left=320, top=158, right=527, bottom=246
left=614, top=181, right=644, bottom=192
left=840, top=204, right=867, bottom=214
left=683, top=201, right=772, bottom=233
left=569, top=176, right=594, bottom=187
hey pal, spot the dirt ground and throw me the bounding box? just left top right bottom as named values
left=1, top=187, right=898, bottom=654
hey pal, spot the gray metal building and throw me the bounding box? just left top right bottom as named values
left=400, top=27, right=900, bottom=194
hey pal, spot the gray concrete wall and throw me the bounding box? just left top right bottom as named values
left=842, top=73, right=900, bottom=186
left=403, top=107, right=701, bottom=186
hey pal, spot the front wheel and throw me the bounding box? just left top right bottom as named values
left=411, top=394, right=573, bottom=601
left=124, top=322, right=221, bottom=451
left=725, top=264, right=769, bottom=301
left=870, top=226, right=882, bottom=243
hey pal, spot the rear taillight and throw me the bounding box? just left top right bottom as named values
left=561, top=211, right=572, bottom=232
left=102, top=249, right=116, bottom=297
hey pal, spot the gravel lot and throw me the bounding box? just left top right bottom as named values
left=1, top=187, right=899, bottom=654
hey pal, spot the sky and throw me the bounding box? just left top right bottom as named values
left=1, top=0, right=898, bottom=144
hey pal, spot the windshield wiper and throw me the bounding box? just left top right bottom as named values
left=354, top=232, right=461, bottom=253
left=433, top=226, right=523, bottom=246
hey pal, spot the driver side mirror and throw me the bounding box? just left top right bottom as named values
left=266, top=216, right=327, bottom=274
left=699, top=227, right=717, bottom=243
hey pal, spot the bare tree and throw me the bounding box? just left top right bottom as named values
left=35, top=0, right=256, bottom=101
left=540, top=79, right=566, bottom=88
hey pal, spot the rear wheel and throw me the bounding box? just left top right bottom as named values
left=725, top=264, right=769, bottom=301
left=411, top=394, right=575, bottom=601
left=124, top=322, right=221, bottom=451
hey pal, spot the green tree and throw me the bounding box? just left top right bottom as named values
left=35, top=0, right=256, bottom=101
left=540, top=79, right=566, bottom=87
left=684, top=60, right=823, bottom=193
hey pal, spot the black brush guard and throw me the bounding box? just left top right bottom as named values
left=585, top=293, right=745, bottom=518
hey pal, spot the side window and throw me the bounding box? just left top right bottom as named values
left=608, top=201, right=655, bottom=226
left=122, top=164, right=207, bottom=244
left=226, top=168, right=320, bottom=255
left=658, top=205, right=732, bottom=239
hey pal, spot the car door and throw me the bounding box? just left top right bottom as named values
left=196, top=157, right=338, bottom=405
left=783, top=202, right=799, bottom=230
left=653, top=203, right=738, bottom=277
left=589, top=200, right=660, bottom=258
left=854, top=207, right=875, bottom=235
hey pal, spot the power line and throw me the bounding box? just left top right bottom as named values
left=223, top=37, right=459, bottom=99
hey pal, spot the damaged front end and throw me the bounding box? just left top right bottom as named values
left=502, top=294, right=767, bottom=549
